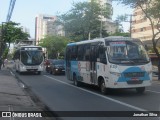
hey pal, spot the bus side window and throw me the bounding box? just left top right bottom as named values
left=71, top=46, right=77, bottom=60
left=99, top=46, right=107, bottom=64
left=84, top=44, right=90, bottom=61
left=66, top=47, right=71, bottom=60
left=77, top=45, right=84, bottom=61
left=90, top=46, right=97, bottom=62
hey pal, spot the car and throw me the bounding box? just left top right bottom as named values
left=45, top=59, right=54, bottom=73
left=152, top=65, right=158, bottom=76
left=49, top=59, right=65, bottom=75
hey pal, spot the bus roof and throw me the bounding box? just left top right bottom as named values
left=20, top=45, right=42, bottom=48
left=105, top=36, right=139, bottom=41
left=67, top=36, right=140, bottom=46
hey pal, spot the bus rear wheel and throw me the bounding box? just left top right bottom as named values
left=100, top=80, right=107, bottom=94
left=136, top=87, right=145, bottom=94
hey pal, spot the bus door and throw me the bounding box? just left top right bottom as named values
left=90, top=45, right=97, bottom=84
left=66, top=47, right=72, bottom=80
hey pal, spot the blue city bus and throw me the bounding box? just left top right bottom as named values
left=65, top=36, right=152, bottom=94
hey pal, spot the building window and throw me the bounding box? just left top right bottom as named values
left=134, top=12, right=137, bottom=16
left=133, top=29, right=135, bottom=33
left=140, top=28, right=143, bottom=31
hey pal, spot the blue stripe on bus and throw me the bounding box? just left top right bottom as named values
left=67, top=43, right=76, bottom=46
left=117, top=67, right=150, bottom=82
left=70, top=61, right=80, bottom=77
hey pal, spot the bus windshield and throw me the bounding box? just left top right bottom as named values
left=106, top=41, right=150, bottom=64
left=21, top=50, right=43, bottom=65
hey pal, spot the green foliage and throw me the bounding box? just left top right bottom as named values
left=1, top=21, right=30, bottom=47
left=111, top=32, right=130, bottom=37
left=148, top=47, right=160, bottom=53
left=39, top=35, right=71, bottom=59
left=114, top=14, right=129, bottom=32
left=114, top=0, right=160, bottom=60
left=57, top=1, right=111, bottom=41
left=2, top=48, right=9, bottom=59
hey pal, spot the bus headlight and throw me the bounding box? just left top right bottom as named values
left=110, top=71, right=121, bottom=77
left=147, top=70, right=152, bottom=75
left=39, top=64, right=43, bottom=69
left=20, top=64, right=25, bottom=69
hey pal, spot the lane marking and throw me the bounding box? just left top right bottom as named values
left=152, top=81, right=160, bottom=85
left=44, top=75, right=147, bottom=111
left=146, top=90, right=160, bottom=94
left=10, top=71, right=15, bottom=76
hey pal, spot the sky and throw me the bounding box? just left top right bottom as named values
left=0, top=0, right=133, bottom=39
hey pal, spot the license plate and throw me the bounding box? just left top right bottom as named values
left=26, top=66, right=38, bottom=69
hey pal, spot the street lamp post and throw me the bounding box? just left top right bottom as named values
left=100, top=19, right=103, bottom=38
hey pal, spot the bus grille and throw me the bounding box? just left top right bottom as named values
left=124, top=72, right=145, bottom=78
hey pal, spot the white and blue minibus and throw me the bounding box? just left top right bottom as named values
left=65, top=36, right=152, bottom=94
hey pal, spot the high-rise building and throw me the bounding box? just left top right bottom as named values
left=35, top=14, right=57, bottom=45
left=132, top=5, right=160, bottom=45
left=21, top=26, right=30, bottom=35
left=88, top=0, right=117, bottom=34
left=89, top=0, right=113, bottom=20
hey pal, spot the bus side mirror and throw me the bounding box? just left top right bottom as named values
left=103, top=46, right=107, bottom=51
left=97, top=58, right=100, bottom=62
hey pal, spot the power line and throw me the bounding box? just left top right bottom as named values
left=6, top=0, right=16, bottom=22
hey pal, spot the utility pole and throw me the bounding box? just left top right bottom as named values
left=100, top=19, right=103, bottom=38
left=6, top=0, right=16, bottom=22
left=99, top=0, right=103, bottom=38
left=129, top=14, right=133, bottom=37
left=125, top=14, right=135, bottom=37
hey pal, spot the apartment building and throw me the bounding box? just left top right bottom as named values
left=132, top=7, right=160, bottom=45
left=88, top=0, right=117, bottom=34
left=35, top=1, right=117, bottom=44
left=35, top=14, right=64, bottom=45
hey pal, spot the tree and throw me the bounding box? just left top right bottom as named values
left=112, top=14, right=130, bottom=37
left=1, top=21, right=30, bottom=47
left=0, top=21, right=30, bottom=59
left=115, top=0, right=160, bottom=79
left=111, top=31, right=130, bottom=37
left=39, top=35, right=71, bottom=59
left=57, top=1, right=111, bottom=41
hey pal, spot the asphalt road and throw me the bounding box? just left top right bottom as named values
left=12, top=70, right=160, bottom=120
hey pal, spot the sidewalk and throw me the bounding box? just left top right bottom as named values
left=0, top=66, right=52, bottom=120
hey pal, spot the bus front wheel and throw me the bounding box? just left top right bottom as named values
left=136, top=87, right=145, bottom=94
left=100, top=80, right=107, bottom=94
left=37, top=71, right=41, bottom=75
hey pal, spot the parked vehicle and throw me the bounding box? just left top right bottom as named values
left=49, top=59, right=65, bottom=75
left=45, top=59, right=54, bottom=72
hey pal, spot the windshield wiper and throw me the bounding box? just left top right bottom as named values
left=112, top=58, right=135, bottom=64
left=129, top=58, right=149, bottom=62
